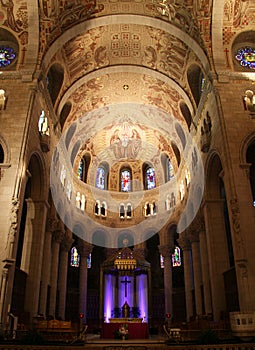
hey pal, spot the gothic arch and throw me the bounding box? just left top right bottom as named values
left=239, top=131, right=255, bottom=163
left=59, top=101, right=72, bottom=130
left=187, top=63, right=205, bottom=108
left=26, top=152, right=47, bottom=200
left=205, top=151, right=223, bottom=198
left=0, top=134, right=10, bottom=163
left=47, top=63, right=64, bottom=107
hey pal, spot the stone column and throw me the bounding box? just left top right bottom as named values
left=199, top=229, right=212, bottom=315
left=24, top=200, right=48, bottom=322
left=39, top=217, right=56, bottom=316
left=188, top=230, right=203, bottom=316
left=178, top=235, right=194, bottom=322
left=48, top=221, right=64, bottom=318
left=78, top=241, right=93, bottom=323
left=158, top=245, right=173, bottom=321
left=58, top=234, right=73, bottom=320
left=203, top=199, right=228, bottom=320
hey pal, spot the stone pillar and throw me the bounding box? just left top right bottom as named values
left=199, top=229, right=212, bottom=315
left=58, top=234, right=73, bottom=320
left=39, top=218, right=56, bottom=316
left=24, top=200, right=48, bottom=322
left=158, top=245, right=173, bottom=321
left=203, top=199, right=228, bottom=320
left=48, top=221, right=64, bottom=318
left=188, top=230, right=203, bottom=316
left=78, top=241, right=93, bottom=323
left=178, top=235, right=194, bottom=322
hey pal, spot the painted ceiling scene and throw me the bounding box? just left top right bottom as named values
left=1, top=0, right=255, bottom=202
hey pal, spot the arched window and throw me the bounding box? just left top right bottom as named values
left=101, top=201, right=107, bottom=217
left=145, top=167, right=156, bottom=190
left=120, top=169, right=131, bottom=192
left=168, top=159, right=174, bottom=180
left=126, top=203, right=132, bottom=218
left=81, top=194, right=86, bottom=211
left=160, top=254, right=165, bottom=268
left=246, top=141, right=255, bottom=205
left=78, top=158, right=85, bottom=180
left=96, top=162, right=109, bottom=189
left=87, top=253, right=92, bottom=268
left=144, top=202, right=150, bottom=217
left=172, top=246, right=181, bottom=267
left=187, top=64, right=205, bottom=107
left=70, top=246, right=80, bottom=267
left=96, top=166, right=105, bottom=189
left=47, top=63, right=64, bottom=107
left=119, top=204, right=125, bottom=218
left=78, top=153, right=91, bottom=183
left=161, top=154, right=174, bottom=183
left=95, top=200, right=100, bottom=215
left=0, top=144, right=4, bottom=163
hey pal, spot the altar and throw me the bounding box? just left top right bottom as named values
left=102, top=320, right=148, bottom=339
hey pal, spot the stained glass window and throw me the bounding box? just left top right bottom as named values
left=172, top=246, right=181, bottom=267
left=96, top=167, right=105, bottom=189
left=168, top=160, right=174, bottom=180
left=146, top=167, right=156, bottom=189
left=78, top=158, right=84, bottom=180
left=121, top=169, right=131, bottom=192
left=235, top=47, right=255, bottom=69
left=70, top=246, right=80, bottom=267
left=0, top=46, right=16, bottom=67
left=160, top=254, right=165, bottom=268
left=87, top=253, right=91, bottom=268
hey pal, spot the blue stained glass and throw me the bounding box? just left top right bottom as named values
left=70, top=247, right=80, bottom=267
left=87, top=253, right=91, bottom=268
left=235, top=47, right=255, bottom=70
left=78, top=158, right=84, bottom=180
left=96, top=167, right=105, bottom=189
left=121, top=169, right=131, bottom=192
left=0, top=46, right=16, bottom=67
left=146, top=167, right=156, bottom=189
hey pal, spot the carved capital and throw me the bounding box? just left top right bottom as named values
left=158, top=245, right=173, bottom=258
left=46, top=217, right=57, bottom=232
left=177, top=235, right=191, bottom=251
left=78, top=241, right=93, bottom=258
left=61, top=236, right=74, bottom=252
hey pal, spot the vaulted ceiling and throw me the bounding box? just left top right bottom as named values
left=1, top=0, right=255, bottom=158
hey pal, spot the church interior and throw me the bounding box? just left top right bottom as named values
left=1, top=0, right=255, bottom=346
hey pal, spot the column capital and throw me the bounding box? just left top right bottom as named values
left=158, top=245, right=174, bottom=258
left=61, top=236, right=74, bottom=252
left=52, top=220, right=65, bottom=243
left=177, top=235, right=191, bottom=251
left=46, top=216, right=58, bottom=232
left=186, top=228, right=199, bottom=243
left=78, top=241, right=93, bottom=258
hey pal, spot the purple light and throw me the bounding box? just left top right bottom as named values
left=104, top=274, right=115, bottom=322
left=119, top=276, right=134, bottom=310
left=136, top=274, right=148, bottom=322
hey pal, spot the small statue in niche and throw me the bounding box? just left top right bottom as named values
left=122, top=301, right=130, bottom=318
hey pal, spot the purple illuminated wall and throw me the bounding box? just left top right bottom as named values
left=118, top=276, right=134, bottom=310
left=104, top=274, right=115, bottom=322
left=104, top=273, right=148, bottom=323
left=136, top=274, right=148, bottom=322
